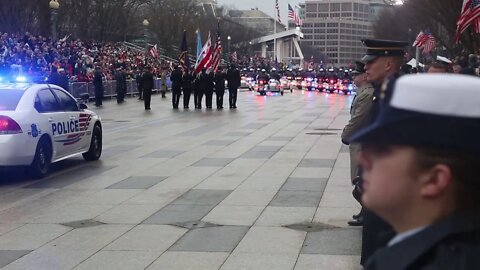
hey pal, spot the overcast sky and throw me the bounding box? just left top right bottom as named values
left=217, top=0, right=303, bottom=23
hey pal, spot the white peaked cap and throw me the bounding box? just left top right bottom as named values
left=391, top=74, right=480, bottom=118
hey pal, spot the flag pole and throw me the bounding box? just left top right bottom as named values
left=415, top=45, right=420, bottom=70
left=274, top=3, right=277, bottom=64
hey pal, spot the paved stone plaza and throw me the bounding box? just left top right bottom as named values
left=0, top=90, right=362, bottom=270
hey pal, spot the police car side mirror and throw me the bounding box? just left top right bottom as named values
left=80, top=93, right=90, bottom=101
left=79, top=103, right=88, bottom=110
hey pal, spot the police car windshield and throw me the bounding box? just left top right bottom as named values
left=0, top=89, right=25, bottom=111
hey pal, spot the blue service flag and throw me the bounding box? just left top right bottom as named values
left=196, top=29, right=202, bottom=59
left=179, top=30, right=190, bottom=70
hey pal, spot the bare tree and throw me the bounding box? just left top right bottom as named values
left=372, top=0, right=478, bottom=56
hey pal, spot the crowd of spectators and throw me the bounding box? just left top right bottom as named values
left=0, top=32, right=171, bottom=84
left=0, top=32, right=478, bottom=86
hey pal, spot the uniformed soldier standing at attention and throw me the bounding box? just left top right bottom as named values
left=170, top=65, right=183, bottom=109
left=349, top=74, right=480, bottom=270
left=226, top=64, right=241, bottom=109
left=360, top=39, right=409, bottom=265
left=203, top=68, right=215, bottom=109
left=142, top=66, right=154, bottom=110
left=195, top=68, right=211, bottom=109
left=341, top=61, right=375, bottom=227
left=214, top=67, right=227, bottom=109
left=182, top=69, right=194, bottom=109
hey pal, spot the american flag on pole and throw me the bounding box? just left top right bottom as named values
left=231, top=51, right=237, bottom=63
left=275, top=0, right=282, bottom=24
left=412, top=31, right=428, bottom=47
left=150, top=44, right=159, bottom=59
left=288, top=4, right=303, bottom=26
left=422, top=34, right=436, bottom=54
left=211, top=20, right=222, bottom=72
left=412, top=31, right=436, bottom=54
left=454, top=0, right=480, bottom=43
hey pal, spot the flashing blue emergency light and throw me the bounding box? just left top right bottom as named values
left=16, top=76, right=27, bottom=82
left=348, top=84, right=354, bottom=90
left=0, top=77, right=3, bottom=82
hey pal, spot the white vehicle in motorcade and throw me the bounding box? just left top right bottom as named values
left=255, top=79, right=284, bottom=96
left=0, top=83, right=103, bottom=178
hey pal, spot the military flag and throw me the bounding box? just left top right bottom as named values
left=179, top=31, right=190, bottom=70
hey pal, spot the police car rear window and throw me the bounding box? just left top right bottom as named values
left=0, top=90, right=25, bottom=111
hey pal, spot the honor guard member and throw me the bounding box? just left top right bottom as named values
left=196, top=68, right=212, bottom=109
left=170, top=65, right=183, bottom=109
left=341, top=61, right=375, bottom=226
left=203, top=68, right=215, bottom=109
left=214, top=67, right=227, bottom=109
left=226, top=64, right=241, bottom=109
left=142, top=66, right=154, bottom=110
left=349, top=74, right=480, bottom=270
left=193, top=71, right=203, bottom=109
left=182, top=69, right=194, bottom=109
left=360, top=38, right=409, bottom=265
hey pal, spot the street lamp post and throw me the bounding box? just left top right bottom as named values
left=248, top=41, right=252, bottom=64
left=227, top=36, right=231, bottom=63
left=49, top=0, right=60, bottom=41
left=143, top=19, right=150, bottom=58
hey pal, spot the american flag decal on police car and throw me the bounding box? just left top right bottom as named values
left=62, top=113, right=92, bottom=146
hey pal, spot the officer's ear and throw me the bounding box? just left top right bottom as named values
left=418, top=164, right=453, bottom=199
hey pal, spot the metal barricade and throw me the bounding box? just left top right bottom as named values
left=68, top=78, right=173, bottom=99
left=69, top=82, right=88, bottom=99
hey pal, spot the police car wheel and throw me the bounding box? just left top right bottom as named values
left=83, top=125, right=102, bottom=161
left=30, top=137, right=52, bottom=179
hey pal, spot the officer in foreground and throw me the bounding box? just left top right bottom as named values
left=349, top=74, right=480, bottom=269
left=361, top=38, right=408, bottom=264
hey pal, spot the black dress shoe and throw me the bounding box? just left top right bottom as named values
left=352, top=208, right=364, bottom=220
left=347, top=216, right=364, bottom=226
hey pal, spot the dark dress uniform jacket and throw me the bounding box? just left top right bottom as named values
left=170, top=69, right=183, bottom=93
left=365, top=214, right=480, bottom=270
left=142, top=72, right=154, bottom=91
left=214, top=72, right=226, bottom=92
left=198, top=73, right=214, bottom=93
left=182, top=73, right=194, bottom=90
left=226, top=69, right=241, bottom=89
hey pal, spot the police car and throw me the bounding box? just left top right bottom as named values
left=0, top=83, right=102, bottom=178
